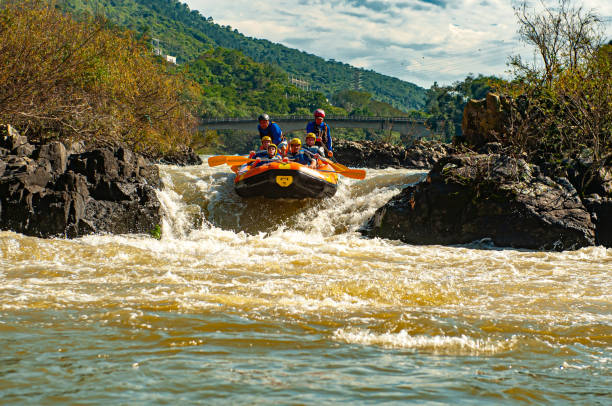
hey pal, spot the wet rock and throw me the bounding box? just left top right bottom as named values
left=158, top=146, right=202, bottom=166
left=0, top=125, right=163, bottom=238
left=334, top=138, right=452, bottom=169
left=362, top=153, right=596, bottom=251
left=583, top=196, right=612, bottom=247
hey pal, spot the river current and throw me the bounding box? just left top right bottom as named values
left=1, top=160, right=611, bottom=404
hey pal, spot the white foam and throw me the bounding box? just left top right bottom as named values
left=333, top=328, right=516, bottom=355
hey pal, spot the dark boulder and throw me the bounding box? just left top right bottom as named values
left=0, top=125, right=163, bottom=238
left=334, top=138, right=452, bottom=169
left=157, top=146, right=202, bottom=166
left=362, top=153, right=597, bottom=250
left=583, top=196, right=612, bottom=247
left=461, top=92, right=512, bottom=148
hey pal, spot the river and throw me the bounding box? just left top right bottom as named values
left=1, top=160, right=611, bottom=404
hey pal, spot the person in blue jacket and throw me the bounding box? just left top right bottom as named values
left=252, top=143, right=281, bottom=167
left=257, top=113, right=283, bottom=146
left=287, top=138, right=315, bottom=168
left=305, top=109, right=333, bottom=159
left=303, top=132, right=324, bottom=157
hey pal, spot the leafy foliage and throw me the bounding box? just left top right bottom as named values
left=0, top=0, right=195, bottom=158
left=57, top=0, right=427, bottom=111
left=424, top=75, right=499, bottom=141
left=497, top=0, right=611, bottom=194
left=184, top=47, right=338, bottom=118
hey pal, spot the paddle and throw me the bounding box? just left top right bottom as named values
left=225, top=156, right=254, bottom=166
left=304, top=150, right=366, bottom=180
left=212, top=153, right=366, bottom=180
left=208, top=155, right=230, bottom=166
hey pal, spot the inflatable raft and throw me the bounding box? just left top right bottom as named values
left=231, top=161, right=338, bottom=199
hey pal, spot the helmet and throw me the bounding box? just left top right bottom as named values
left=290, top=138, right=302, bottom=146
left=305, top=132, right=316, bottom=139
left=258, top=113, right=270, bottom=121
left=314, top=109, right=325, bottom=118
left=261, top=136, right=272, bottom=142
left=267, top=144, right=277, bottom=154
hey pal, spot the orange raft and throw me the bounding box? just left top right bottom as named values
left=231, top=160, right=338, bottom=199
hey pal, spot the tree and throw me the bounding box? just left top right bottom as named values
left=500, top=0, right=610, bottom=195
left=510, top=0, right=604, bottom=86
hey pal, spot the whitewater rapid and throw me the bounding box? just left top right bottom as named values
left=1, top=159, right=610, bottom=404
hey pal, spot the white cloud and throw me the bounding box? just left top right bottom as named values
left=185, top=0, right=612, bottom=88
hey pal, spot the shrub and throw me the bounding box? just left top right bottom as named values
left=0, top=0, right=196, bottom=158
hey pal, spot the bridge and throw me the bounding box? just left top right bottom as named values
left=200, top=116, right=432, bottom=138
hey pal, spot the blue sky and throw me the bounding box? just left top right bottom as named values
left=184, top=0, right=612, bottom=88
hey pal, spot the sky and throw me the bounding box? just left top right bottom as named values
left=183, top=0, right=612, bottom=88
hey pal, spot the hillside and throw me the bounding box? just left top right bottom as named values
left=58, top=0, right=427, bottom=111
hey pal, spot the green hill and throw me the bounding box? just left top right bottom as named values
left=58, top=0, right=427, bottom=111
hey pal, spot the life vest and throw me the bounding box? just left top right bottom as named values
left=258, top=122, right=283, bottom=145
left=287, top=149, right=312, bottom=166
left=304, top=146, right=323, bottom=156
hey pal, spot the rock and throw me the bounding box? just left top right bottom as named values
left=33, top=141, right=67, bottom=173
left=0, top=124, right=28, bottom=150
left=461, top=92, right=512, bottom=148
left=1, top=139, right=163, bottom=238
left=334, top=138, right=452, bottom=169
left=583, top=197, right=612, bottom=247
left=14, top=143, right=36, bottom=157
left=362, top=153, right=596, bottom=250
left=66, top=140, right=86, bottom=155
left=158, top=146, right=202, bottom=166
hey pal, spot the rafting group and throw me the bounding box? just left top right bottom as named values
left=208, top=109, right=365, bottom=199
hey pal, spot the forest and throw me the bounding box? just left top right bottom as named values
left=57, top=0, right=427, bottom=111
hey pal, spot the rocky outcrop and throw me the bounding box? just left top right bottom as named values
left=583, top=196, right=612, bottom=247
left=157, top=145, right=202, bottom=166
left=461, top=92, right=512, bottom=148
left=0, top=124, right=162, bottom=238
left=334, top=138, right=453, bottom=169
left=362, top=153, right=597, bottom=250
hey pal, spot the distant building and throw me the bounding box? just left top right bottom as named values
left=152, top=38, right=178, bottom=65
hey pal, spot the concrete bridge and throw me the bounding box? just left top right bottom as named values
left=200, top=116, right=432, bottom=138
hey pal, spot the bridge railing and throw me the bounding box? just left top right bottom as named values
left=201, top=116, right=427, bottom=124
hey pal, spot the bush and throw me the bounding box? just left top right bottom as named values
left=496, top=0, right=611, bottom=193
left=0, top=0, right=196, bottom=158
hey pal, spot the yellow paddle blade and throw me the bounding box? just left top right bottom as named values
left=328, top=161, right=350, bottom=172
left=225, top=156, right=253, bottom=165
left=338, top=168, right=366, bottom=180
left=208, top=155, right=227, bottom=166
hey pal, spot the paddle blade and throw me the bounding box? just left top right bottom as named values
left=328, top=161, right=350, bottom=172
left=208, top=156, right=227, bottom=167
left=225, top=156, right=253, bottom=166
left=339, top=168, right=366, bottom=180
